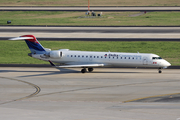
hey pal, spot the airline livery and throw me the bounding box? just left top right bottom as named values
left=9, top=35, right=171, bottom=73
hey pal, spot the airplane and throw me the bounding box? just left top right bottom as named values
left=9, top=35, right=171, bottom=73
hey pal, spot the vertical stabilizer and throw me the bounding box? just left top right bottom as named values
left=20, top=35, right=46, bottom=54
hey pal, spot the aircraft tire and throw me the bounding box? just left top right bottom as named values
left=88, top=68, right=93, bottom=72
left=81, top=68, right=87, bottom=73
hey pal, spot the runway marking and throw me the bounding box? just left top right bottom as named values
left=123, top=92, right=180, bottom=103
left=0, top=76, right=41, bottom=105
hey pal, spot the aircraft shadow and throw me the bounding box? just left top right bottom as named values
left=0, top=68, right=142, bottom=77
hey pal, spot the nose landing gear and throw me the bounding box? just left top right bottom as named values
left=158, top=68, right=162, bottom=73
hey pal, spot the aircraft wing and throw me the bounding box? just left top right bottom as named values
left=49, top=60, right=104, bottom=68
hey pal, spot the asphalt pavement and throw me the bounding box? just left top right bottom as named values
left=0, top=6, right=180, bottom=11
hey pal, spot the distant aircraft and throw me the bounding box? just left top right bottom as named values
left=9, top=35, right=171, bottom=73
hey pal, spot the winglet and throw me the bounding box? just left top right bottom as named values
left=48, top=60, right=55, bottom=66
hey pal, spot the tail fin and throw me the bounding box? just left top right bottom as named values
left=10, top=35, right=46, bottom=54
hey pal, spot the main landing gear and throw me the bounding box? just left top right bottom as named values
left=81, top=68, right=94, bottom=73
left=158, top=68, right=162, bottom=73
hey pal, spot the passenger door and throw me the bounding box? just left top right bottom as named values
left=143, top=57, right=148, bottom=65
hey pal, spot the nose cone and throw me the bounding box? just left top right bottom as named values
left=164, top=61, right=171, bottom=67
left=166, top=62, right=171, bottom=67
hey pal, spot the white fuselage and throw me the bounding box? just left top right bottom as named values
left=32, top=49, right=171, bottom=68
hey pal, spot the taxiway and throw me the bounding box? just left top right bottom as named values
left=0, top=6, right=180, bottom=11
left=1, top=26, right=180, bottom=40
left=0, top=67, right=180, bottom=120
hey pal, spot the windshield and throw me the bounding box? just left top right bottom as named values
left=152, top=57, right=162, bottom=60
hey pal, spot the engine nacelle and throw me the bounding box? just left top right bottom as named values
left=49, top=50, right=62, bottom=58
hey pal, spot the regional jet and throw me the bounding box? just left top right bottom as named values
left=9, top=35, right=171, bottom=73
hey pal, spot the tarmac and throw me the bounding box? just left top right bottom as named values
left=0, top=67, right=180, bottom=120
left=0, top=6, right=180, bottom=11
left=1, top=26, right=180, bottom=39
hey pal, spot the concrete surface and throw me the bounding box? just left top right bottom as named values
left=0, top=6, right=180, bottom=11
left=0, top=67, right=180, bottom=120
left=1, top=26, right=180, bottom=39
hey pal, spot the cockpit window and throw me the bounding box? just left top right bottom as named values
left=152, top=57, right=162, bottom=60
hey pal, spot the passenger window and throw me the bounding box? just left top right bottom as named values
left=78, top=55, right=80, bottom=57
left=74, top=55, right=76, bottom=57
left=86, top=56, right=88, bottom=58
left=97, top=56, right=99, bottom=58
left=82, top=55, right=84, bottom=58
left=71, top=55, right=73, bottom=57
left=129, top=57, right=130, bottom=59
left=101, top=56, right=103, bottom=58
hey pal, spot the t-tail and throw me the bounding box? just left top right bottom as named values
left=9, top=35, right=47, bottom=55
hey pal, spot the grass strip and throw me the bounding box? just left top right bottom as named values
left=0, top=40, right=179, bottom=65
left=1, top=11, right=180, bottom=26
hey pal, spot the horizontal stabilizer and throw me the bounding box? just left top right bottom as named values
left=48, top=60, right=104, bottom=68
left=9, top=37, right=34, bottom=40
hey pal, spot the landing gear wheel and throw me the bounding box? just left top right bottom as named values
left=81, top=68, right=87, bottom=73
left=88, top=68, right=93, bottom=72
left=158, top=68, right=162, bottom=73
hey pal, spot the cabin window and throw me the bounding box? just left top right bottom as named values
left=125, top=57, right=126, bottom=59
left=90, top=56, right=92, bottom=58
left=74, top=55, right=76, bottom=57
left=71, top=55, right=73, bottom=57
left=129, top=57, right=130, bottom=59
left=86, top=56, right=88, bottom=58
left=101, top=56, right=103, bottom=58
left=121, top=57, right=122, bottom=59
left=117, top=57, right=118, bottom=59
left=113, top=57, right=114, bottom=59
left=94, top=56, right=96, bottom=58
left=109, top=57, right=111, bottom=59
left=82, top=55, right=84, bottom=58
left=78, top=55, right=80, bottom=57
left=132, top=57, right=134, bottom=59
left=97, top=56, right=99, bottom=58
